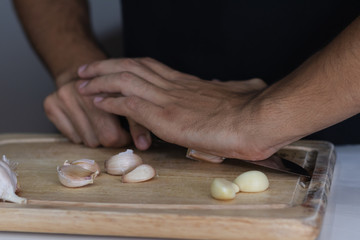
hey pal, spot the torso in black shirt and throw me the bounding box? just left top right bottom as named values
left=121, top=0, right=360, bottom=144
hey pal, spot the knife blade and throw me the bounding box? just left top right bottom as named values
left=186, top=148, right=311, bottom=178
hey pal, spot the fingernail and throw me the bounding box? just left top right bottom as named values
left=137, top=135, right=149, bottom=150
left=78, top=64, right=88, bottom=74
left=94, top=96, right=104, bottom=103
left=78, top=80, right=89, bottom=89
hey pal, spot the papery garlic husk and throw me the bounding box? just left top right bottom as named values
left=105, top=149, right=143, bottom=175
left=57, top=164, right=97, bottom=188
left=122, top=164, right=156, bottom=183
left=0, top=155, right=27, bottom=204
left=65, top=159, right=100, bottom=177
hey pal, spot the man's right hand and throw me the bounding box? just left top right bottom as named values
left=43, top=80, right=152, bottom=149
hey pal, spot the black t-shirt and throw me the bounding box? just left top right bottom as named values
left=121, top=0, right=360, bottom=144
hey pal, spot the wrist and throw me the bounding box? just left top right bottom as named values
left=235, top=92, right=300, bottom=160
left=54, top=53, right=107, bottom=88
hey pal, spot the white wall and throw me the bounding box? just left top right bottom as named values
left=0, top=0, right=122, bottom=133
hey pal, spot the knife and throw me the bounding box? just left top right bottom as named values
left=186, top=148, right=311, bottom=178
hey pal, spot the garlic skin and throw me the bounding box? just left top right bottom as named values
left=65, top=159, right=100, bottom=177
left=0, top=155, right=27, bottom=204
left=234, top=170, right=269, bottom=193
left=210, top=178, right=238, bottom=200
left=105, top=149, right=143, bottom=175
left=122, top=164, right=156, bottom=183
left=57, top=164, right=96, bottom=188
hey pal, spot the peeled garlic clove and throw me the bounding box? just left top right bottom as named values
left=186, top=149, right=225, bottom=163
left=105, top=149, right=143, bottom=175
left=57, top=164, right=96, bottom=188
left=67, top=159, right=100, bottom=177
left=122, top=164, right=156, bottom=183
left=232, top=182, right=240, bottom=193
left=234, top=170, right=269, bottom=193
left=0, top=155, right=27, bottom=204
left=210, top=178, right=238, bottom=200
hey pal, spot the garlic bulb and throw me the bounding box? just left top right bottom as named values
left=210, top=178, right=239, bottom=200
left=65, top=159, right=100, bottom=177
left=105, top=149, right=143, bottom=175
left=122, top=164, right=156, bottom=183
left=57, top=164, right=97, bottom=188
left=0, top=155, right=27, bottom=204
left=233, top=170, right=269, bottom=193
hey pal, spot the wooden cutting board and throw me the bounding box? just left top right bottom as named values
left=0, top=134, right=335, bottom=240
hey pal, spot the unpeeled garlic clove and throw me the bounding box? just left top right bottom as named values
left=57, top=164, right=96, bottom=188
left=105, top=149, right=143, bottom=175
left=65, top=159, right=100, bottom=177
left=233, top=170, right=269, bottom=193
left=0, top=155, right=27, bottom=204
left=210, top=178, right=239, bottom=200
left=122, top=164, right=156, bottom=183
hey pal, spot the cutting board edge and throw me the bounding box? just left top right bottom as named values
left=0, top=207, right=319, bottom=240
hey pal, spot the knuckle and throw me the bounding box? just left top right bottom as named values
left=88, top=60, right=102, bottom=72
left=161, top=104, right=178, bottom=121
left=118, top=71, right=135, bottom=80
left=140, top=57, right=155, bottom=63
left=251, top=78, right=268, bottom=88
left=120, top=58, right=140, bottom=68
left=57, top=86, right=71, bottom=102
left=124, top=96, right=140, bottom=110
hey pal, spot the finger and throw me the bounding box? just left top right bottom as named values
left=78, top=72, right=169, bottom=105
left=137, top=57, right=199, bottom=81
left=56, top=88, right=100, bottom=147
left=63, top=104, right=100, bottom=147
left=84, top=105, right=132, bottom=148
left=127, top=118, right=152, bottom=150
left=93, top=96, right=166, bottom=139
left=78, top=58, right=171, bottom=89
left=43, top=96, right=82, bottom=144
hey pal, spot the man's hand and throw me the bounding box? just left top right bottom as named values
left=77, top=58, right=273, bottom=160
left=73, top=16, right=360, bottom=160
left=44, top=81, right=131, bottom=147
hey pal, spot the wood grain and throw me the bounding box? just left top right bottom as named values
left=0, top=134, right=335, bottom=240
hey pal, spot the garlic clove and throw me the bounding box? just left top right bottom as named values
left=105, top=149, right=143, bottom=175
left=0, top=155, right=17, bottom=188
left=57, top=164, right=96, bottom=188
left=232, top=182, right=240, bottom=193
left=186, top=149, right=225, bottom=163
left=66, top=159, right=100, bottom=177
left=210, top=178, right=237, bottom=200
left=0, top=155, right=26, bottom=204
left=233, top=170, right=269, bottom=193
left=122, top=164, right=156, bottom=183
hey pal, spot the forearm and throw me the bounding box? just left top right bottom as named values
left=13, top=0, right=106, bottom=87
left=250, top=17, right=360, bottom=152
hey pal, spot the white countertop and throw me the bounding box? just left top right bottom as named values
left=0, top=145, right=359, bottom=240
